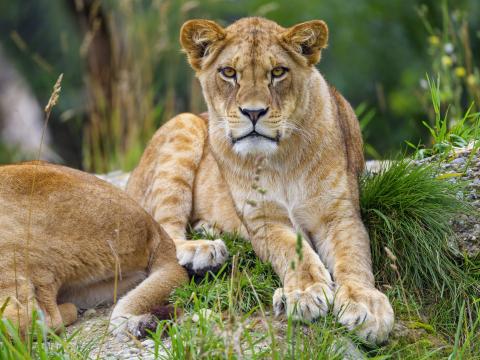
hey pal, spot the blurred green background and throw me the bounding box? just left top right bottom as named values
left=0, top=0, right=479, bottom=171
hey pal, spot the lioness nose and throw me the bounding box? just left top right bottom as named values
left=239, top=107, right=269, bottom=125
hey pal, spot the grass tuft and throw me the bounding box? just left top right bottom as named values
left=361, top=159, right=469, bottom=292
left=360, top=159, right=479, bottom=332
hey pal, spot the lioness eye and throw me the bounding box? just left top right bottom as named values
left=271, top=67, right=288, bottom=78
left=220, top=67, right=236, bottom=78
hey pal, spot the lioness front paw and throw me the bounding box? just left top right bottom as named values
left=273, top=282, right=334, bottom=322
left=176, top=239, right=228, bottom=276
left=109, top=313, right=156, bottom=339
left=334, top=284, right=394, bottom=344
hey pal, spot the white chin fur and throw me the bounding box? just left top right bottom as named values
left=232, top=137, right=278, bottom=156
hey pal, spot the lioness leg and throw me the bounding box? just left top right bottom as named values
left=127, top=113, right=228, bottom=274
left=35, top=283, right=78, bottom=331
left=192, top=150, right=247, bottom=238
left=1, top=272, right=76, bottom=334
left=310, top=201, right=394, bottom=343
left=58, top=303, right=78, bottom=327
left=245, top=202, right=334, bottom=321
left=0, top=278, right=39, bottom=336
left=109, top=261, right=188, bottom=338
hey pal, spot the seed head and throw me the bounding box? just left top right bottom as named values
left=45, top=74, right=63, bottom=113
left=384, top=247, right=397, bottom=262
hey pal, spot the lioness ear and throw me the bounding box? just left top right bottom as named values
left=281, top=20, right=328, bottom=65
left=180, top=19, right=226, bottom=71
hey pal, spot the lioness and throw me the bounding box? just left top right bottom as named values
left=0, top=162, right=187, bottom=337
left=127, top=17, right=394, bottom=343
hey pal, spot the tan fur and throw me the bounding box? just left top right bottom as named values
left=127, top=113, right=244, bottom=275
left=0, top=162, right=187, bottom=337
left=128, top=17, right=393, bottom=343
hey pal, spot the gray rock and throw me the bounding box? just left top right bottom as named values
left=451, top=157, right=466, bottom=166
left=413, top=145, right=480, bottom=257
left=83, top=308, right=97, bottom=318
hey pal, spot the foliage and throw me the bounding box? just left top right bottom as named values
left=1, top=0, right=479, bottom=169
left=417, top=0, right=480, bottom=124
left=81, top=0, right=190, bottom=172
left=407, top=75, right=480, bottom=159
left=361, top=159, right=469, bottom=292
left=149, top=309, right=347, bottom=359
left=360, top=157, right=480, bottom=354
left=403, top=0, right=480, bottom=160
left=356, top=102, right=381, bottom=159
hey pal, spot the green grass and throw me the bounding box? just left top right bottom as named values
left=170, top=232, right=280, bottom=314
left=407, top=75, right=480, bottom=160
left=0, top=307, right=94, bottom=360
left=161, top=233, right=352, bottom=359
left=148, top=310, right=349, bottom=359
left=361, top=159, right=472, bottom=294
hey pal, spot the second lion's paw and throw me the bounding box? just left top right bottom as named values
left=109, top=313, right=155, bottom=340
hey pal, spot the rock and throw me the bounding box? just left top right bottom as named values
left=142, top=339, right=155, bottom=349
left=412, top=145, right=480, bottom=257
left=451, top=157, right=466, bottom=166
left=66, top=306, right=169, bottom=359
left=128, top=347, right=140, bottom=354
left=83, top=308, right=97, bottom=318
left=364, top=160, right=394, bottom=174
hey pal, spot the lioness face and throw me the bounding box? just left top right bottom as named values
left=205, top=38, right=295, bottom=156
left=181, top=17, right=328, bottom=156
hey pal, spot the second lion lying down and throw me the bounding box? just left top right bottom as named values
left=0, top=162, right=187, bottom=337
left=127, top=17, right=394, bottom=343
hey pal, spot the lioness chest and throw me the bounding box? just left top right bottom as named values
left=216, top=155, right=347, bottom=237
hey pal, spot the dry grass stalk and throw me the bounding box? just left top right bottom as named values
left=15, top=73, right=63, bottom=344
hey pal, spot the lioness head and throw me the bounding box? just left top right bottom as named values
left=180, top=17, right=328, bottom=156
